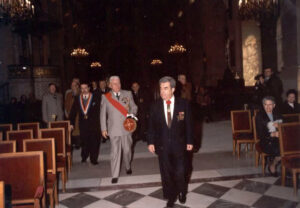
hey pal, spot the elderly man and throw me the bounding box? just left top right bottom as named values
left=100, top=76, right=137, bottom=183
left=42, top=83, right=64, bottom=124
left=148, top=76, right=193, bottom=208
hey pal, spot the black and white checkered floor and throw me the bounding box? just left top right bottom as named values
left=58, top=176, right=300, bottom=208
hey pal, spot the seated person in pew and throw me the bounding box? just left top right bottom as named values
left=281, top=89, right=300, bottom=115
left=256, top=96, right=282, bottom=176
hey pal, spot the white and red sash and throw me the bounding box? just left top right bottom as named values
left=79, top=93, right=93, bottom=117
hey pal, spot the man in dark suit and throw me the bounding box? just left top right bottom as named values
left=69, top=81, right=101, bottom=165
left=281, top=89, right=300, bottom=114
left=264, top=68, right=283, bottom=108
left=147, top=76, right=193, bottom=208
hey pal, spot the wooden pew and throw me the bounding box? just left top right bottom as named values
left=0, top=141, right=16, bottom=154
left=0, top=124, right=13, bottom=141
left=39, top=128, right=67, bottom=192
left=18, top=122, right=40, bottom=139
left=282, top=113, right=300, bottom=123
left=0, top=151, right=45, bottom=207
left=24, top=138, right=57, bottom=208
left=230, top=110, right=255, bottom=158
left=0, top=181, right=4, bottom=208
left=7, top=130, right=33, bottom=152
left=48, top=121, right=72, bottom=173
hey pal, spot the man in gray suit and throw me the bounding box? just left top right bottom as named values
left=42, top=83, right=64, bottom=124
left=100, top=76, right=138, bottom=184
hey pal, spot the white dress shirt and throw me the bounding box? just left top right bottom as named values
left=83, top=94, right=89, bottom=100
left=288, top=102, right=294, bottom=108
left=163, top=96, right=175, bottom=124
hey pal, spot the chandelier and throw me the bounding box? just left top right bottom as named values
left=238, top=0, right=279, bottom=21
left=0, top=0, right=34, bottom=22
left=168, top=43, right=186, bottom=54
left=71, top=48, right=89, bottom=57
left=150, top=59, right=163, bottom=65
left=90, top=62, right=101, bottom=68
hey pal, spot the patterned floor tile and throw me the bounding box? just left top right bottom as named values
left=220, top=188, right=262, bottom=206
left=60, top=193, right=100, bottom=208
left=253, top=195, right=298, bottom=208
left=104, top=190, right=145, bottom=206
left=184, top=192, right=216, bottom=208
left=192, top=183, right=230, bottom=198
left=207, top=199, right=250, bottom=208
left=234, top=179, right=271, bottom=194
left=148, top=188, right=166, bottom=200
left=127, top=196, right=168, bottom=208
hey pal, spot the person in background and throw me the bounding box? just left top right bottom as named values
left=42, top=83, right=64, bottom=125
left=8, top=97, right=19, bottom=129
left=264, top=68, right=283, bottom=109
left=65, top=80, right=81, bottom=149
left=99, top=79, right=109, bottom=94
left=253, top=74, right=266, bottom=108
left=177, top=74, right=193, bottom=102
left=281, top=89, right=300, bottom=114
left=18, top=94, right=27, bottom=122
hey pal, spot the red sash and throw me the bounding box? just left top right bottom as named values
left=105, top=92, right=128, bottom=117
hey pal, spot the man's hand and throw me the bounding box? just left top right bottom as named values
left=148, top=145, right=155, bottom=154
left=273, top=123, right=279, bottom=128
left=271, top=131, right=279, bottom=137
left=102, top=130, right=108, bottom=139
left=187, top=144, right=193, bottom=151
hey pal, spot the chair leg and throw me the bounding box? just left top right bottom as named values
left=250, top=143, right=254, bottom=151
left=48, top=189, right=54, bottom=208
left=292, top=170, right=297, bottom=195
left=68, top=154, right=72, bottom=173
left=62, top=169, right=67, bottom=192
left=237, top=143, right=241, bottom=159
left=255, top=151, right=260, bottom=167
left=262, top=155, right=266, bottom=176
left=233, top=139, right=236, bottom=155
left=281, top=166, right=286, bottom=186
left=54, top=182, right=59, bottom=205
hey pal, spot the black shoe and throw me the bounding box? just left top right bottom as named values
left=126, top=169, right=132, bottom=175
left=111, top=178, right=118, bottom=184
left=81, top=159, right=87, bottom=163
left=178, top=192, right=186, bottom=204
left=91, top=161, right=99, bottom=165
left=166, top=200, right=175, bottom=208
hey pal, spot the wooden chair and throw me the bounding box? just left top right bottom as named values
left=0, top=141, right=16, bottom=154
left=49, top=121, right=72, bottom=173
left=0, top=151, right=45, bottom=207
left=252, top=116, right=269, bottom=175
left=6, top=130, right=33, bottom=152
left=39, top=128, right=67, bottom=192
left=24, top=139, right=58, bottom=208
left=282, top=113, right=300, bottom=123
left=0, top=132, right=2, bottom=141
left=18, top=122, right=40, bottom=139
left=0, top=181, right=4, bottom=208
left=278, top=122, right=300, bottom=194
left=0, top=124, right=13, bottom=141
left=230, top=110, right=255, bottom=159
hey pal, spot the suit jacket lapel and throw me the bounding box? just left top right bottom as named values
left=171, top=98, right=179, bottom=128
left=159, top=99, right=168, bottom=128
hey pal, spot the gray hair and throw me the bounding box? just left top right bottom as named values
left=109, top=76, right=120, bottom=83
left=262, top=96, right=275, bottom=105
left=159, top=76, right=176, bottom=88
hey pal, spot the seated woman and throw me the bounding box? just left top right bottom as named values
left=281, top=89, right=300, bottom=114
left=256, top=96, right=282, bottom=176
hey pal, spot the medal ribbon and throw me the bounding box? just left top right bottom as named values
left=79, top=93, right=93, bottom=116
left=105, top=92, right=128, bottom=117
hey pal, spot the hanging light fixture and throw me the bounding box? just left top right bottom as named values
left=90, top=61, right=101, bottom=68
left=70, top=48, right=89, bottom=57
left=150, top=59, right=163, bottom=65
left=0, top=0, right=34, bottom=22
left=168, top=43, right=186, bottom=54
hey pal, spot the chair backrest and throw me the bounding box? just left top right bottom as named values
left=18, top=122, right=40, bottom=139
left=39, top=128, right=65, bottom=157
left=278, top=122, right=300, bottom=157
left=0, top=151, right=44, bottom=204
left=282, top=113, right=300, bottom=123
left=24, top=138, right=56, bottom=174
left=230, top=110, right=252, bottom=133
left=0, top=181, right=4, bottom=208
left=0, top=124, right=13, bottom=141
left=7, top=130, right=33, bottom=152
left=252, top=116, right=259, bottom=143
left=0, top=141, right=16, bottom=154
left=0, top=132, right=2, bottom=141
left=49, top=121, right=71, bottom=145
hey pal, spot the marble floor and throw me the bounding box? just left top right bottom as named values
left=56, top=121, right=300, bottom=208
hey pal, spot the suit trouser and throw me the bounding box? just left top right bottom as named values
left=158, top=147, right=187, bottom=200
left=81, top=131, right=100, bottom=163
left=110, top=135, right=132, bottom=178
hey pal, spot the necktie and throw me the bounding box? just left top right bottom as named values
left=166, top=100, right=172, bottom=128
left=116, top=93, right=120, bottom=100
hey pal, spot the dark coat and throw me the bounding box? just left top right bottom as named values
left=281, top=101, right=300, bottom=114
left=69, top=93, right=101, bottom=133
left=147, top=97, right=193, bottom=153
left=265, top=74, right=283, bottom=105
